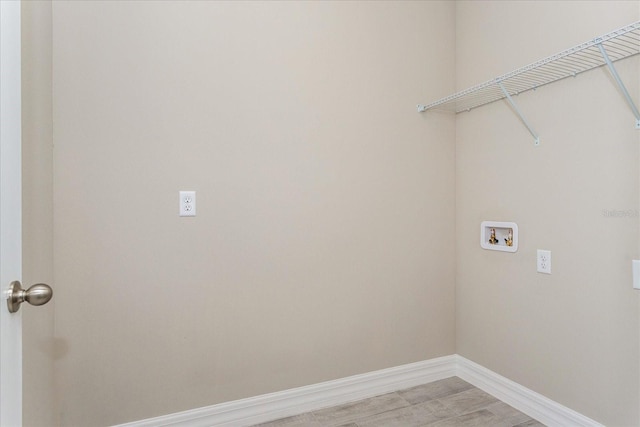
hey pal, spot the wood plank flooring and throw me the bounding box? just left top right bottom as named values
left=252, top=377, right=545, bottom=427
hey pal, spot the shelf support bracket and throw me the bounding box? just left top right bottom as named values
left=498, top=82, right=540, bottom=146
left=597, top=43, right=640, bottom=129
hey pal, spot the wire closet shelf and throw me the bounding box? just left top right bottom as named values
left=417, top=22, right=640, bottom=115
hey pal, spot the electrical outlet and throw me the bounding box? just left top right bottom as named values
left=537, top=249, right=551, bottom=274
left=179, top=191, right=196, bottom=217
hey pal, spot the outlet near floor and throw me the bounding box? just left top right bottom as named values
left=537, top=249, right=551, bottom=274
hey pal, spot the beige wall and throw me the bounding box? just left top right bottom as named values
left=20, top=1, right=638, bottom=425
left=51, top=1, right=456, bottom=425
left=455, top=1, right=640, bottom=426
left=21, top=1, right=55, bottom=426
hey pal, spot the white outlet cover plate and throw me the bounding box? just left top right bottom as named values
left=480, top=221, right=518, bottom=253
left=632, top=260, right=640, bottom=290
left=537, top=249, right=551, bottom=274
left=179, top=191, right=196, bottom=217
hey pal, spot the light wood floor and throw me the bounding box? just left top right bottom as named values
left=252, top=377, right=545, bottom=427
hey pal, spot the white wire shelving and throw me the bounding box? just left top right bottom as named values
left=417, top=21, right=640, bottom=145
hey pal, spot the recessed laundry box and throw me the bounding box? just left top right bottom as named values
left=480, top=221, right=518, bottom=253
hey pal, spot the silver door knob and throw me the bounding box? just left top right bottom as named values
left=7, top=281, right=52, bottom=313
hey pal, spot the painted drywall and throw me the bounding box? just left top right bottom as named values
left=21, top=1, right=55, bottom=426
left=51, top=1, right=456, bottom=425
left=455, top=1, right=640, bottom=426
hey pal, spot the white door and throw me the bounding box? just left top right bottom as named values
left=0, top=1, right=24, bottom=425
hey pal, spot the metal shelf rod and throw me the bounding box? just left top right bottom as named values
left=498, top=82, right=540, bottom=146
left=597, top=42, right=640, bottom=129
left=417, top=21, right=640, bottom=137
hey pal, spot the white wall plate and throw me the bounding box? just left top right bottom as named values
left=632, top=260, right=640, bottom=290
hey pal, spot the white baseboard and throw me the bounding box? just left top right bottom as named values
left=117, top=354, right=602, bottom=427
left=455, top=355, right=603, bottom=427
left=116, top=355, right=456, bottom=427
